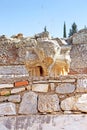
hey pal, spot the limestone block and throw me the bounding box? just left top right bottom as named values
left=32, top=84, right=48, bottom=92
left=0, top=102, right=16, bottom=116
left=38, top=94, right=60, bottom=113
left=76, top=78, right=87, bottom=92
left=70, top=44, right=87, bottom=73
left=61, top=94, right=87, bottom=112
left=60, top=79, right=76, bottom=83
left=0, top=65, right=29, bottom=79
left=0, top=39, right=19, bottom=65
left=1, top=115, right=87, bottom=130
left=8, top=95, right=21, bottom=103
left=11, top=87, right=25, bottom=94
left=56, top=83, right=76, bottom=94
left=75, top=94, right=87, bottom=112
left=0, top=84, right=13, bottom=89
left=34, top=31, right=49, bottom=38
left=0, top=90, right=11, bottom=96
left=72, top=29, right=87, bottom=44
left=61, top=96, right=77, bottom=111
left=0, top=116, right=16, bottom=130
left=19, top=92, right=37, bottom=114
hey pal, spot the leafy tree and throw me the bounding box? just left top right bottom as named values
left=68, top=22, right=77, bottom=37
left=63, top=22, right=67, bottom=38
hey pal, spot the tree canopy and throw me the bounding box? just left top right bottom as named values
left=68, top=22, right=78, bottom=37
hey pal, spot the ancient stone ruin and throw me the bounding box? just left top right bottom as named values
left=0, top=29, right=87, bottom=129
left=0, top=31, right=71, bottom=77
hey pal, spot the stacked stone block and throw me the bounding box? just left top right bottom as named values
left=0, top=72, right=87, bottom=116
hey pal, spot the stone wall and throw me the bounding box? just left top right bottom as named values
left=0, top=66, right=87, bottom=129
left=0, top=31, right=87, bottom=130
left=0, top=69, right=87, bottom=117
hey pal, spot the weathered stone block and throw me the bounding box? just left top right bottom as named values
left=61, top=96, right=76, bottom=111
left=0, top=102, right=16, bottom=116
left=61, top=94, right=87, bottom=112
left=38, top=94, right=60, bottom=113
left=19, top=92, right=37, bottom=114
left=1, top=115, right=87, bottom=130
left=0, top=65, right=28, bottom=76
left=8, top=95, right=21, bottom=103
left=76, top=78, right=87, bottom=92
left=0, top=90, right=11, bottom=96
left=75, top=94, right=87, bottom=112
left=56, top=83, right=75, bottom=94
left=32, top=84, right=48, bottom=92
left=0, top=84, right=13, bottom=89
left=0, top=116, right=16, bottom=130
left=72, top=29, right=87, bottom=44
left=11, top=87, right=25, bottom=94
left=70, top=44, right=87, bottom=73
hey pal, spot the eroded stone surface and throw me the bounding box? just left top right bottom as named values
left=76, top=78, right=87, bottom=92
left=0, top=102, right=16, bottom=116
left=75, top=94, right=87, bottom=112
left=0, top=116, right=16, bottom=130
left=72, top=29, right=87, bottom=44
left=56, top=83, right=76, bottom=94
left=0, top=34, right=71, bottom=76
left=0, top=65, right=28, bottom=76
left=11, top=87, right=25, bottom=94
left=0, top=115, right=87, bottom=130
left=38, top=94, right=60, bottom=113
left=70, top=44, right=87, bottom=73
left=61, top=94, right=87, bottom=112
left=19, top=92, right=37, bottom=114
left=8, top=95, right=21, bottom=103
left=32, top=84, right=48, bottom=92
left=0, top=84, right=13, bottom=89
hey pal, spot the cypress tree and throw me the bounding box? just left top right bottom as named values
left=63, top=22, right=67, bottom=38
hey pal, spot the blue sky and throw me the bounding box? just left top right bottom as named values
left=0, top=0, right=87, bottom=38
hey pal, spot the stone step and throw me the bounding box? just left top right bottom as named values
left=0, top=115, right=87, bottom=130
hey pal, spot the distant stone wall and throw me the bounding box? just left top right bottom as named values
left=70, top=44, right=87, bottom=74
left=72, top=29, right=87, bottom=44
left=69, top=29, right=87, bottom=74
